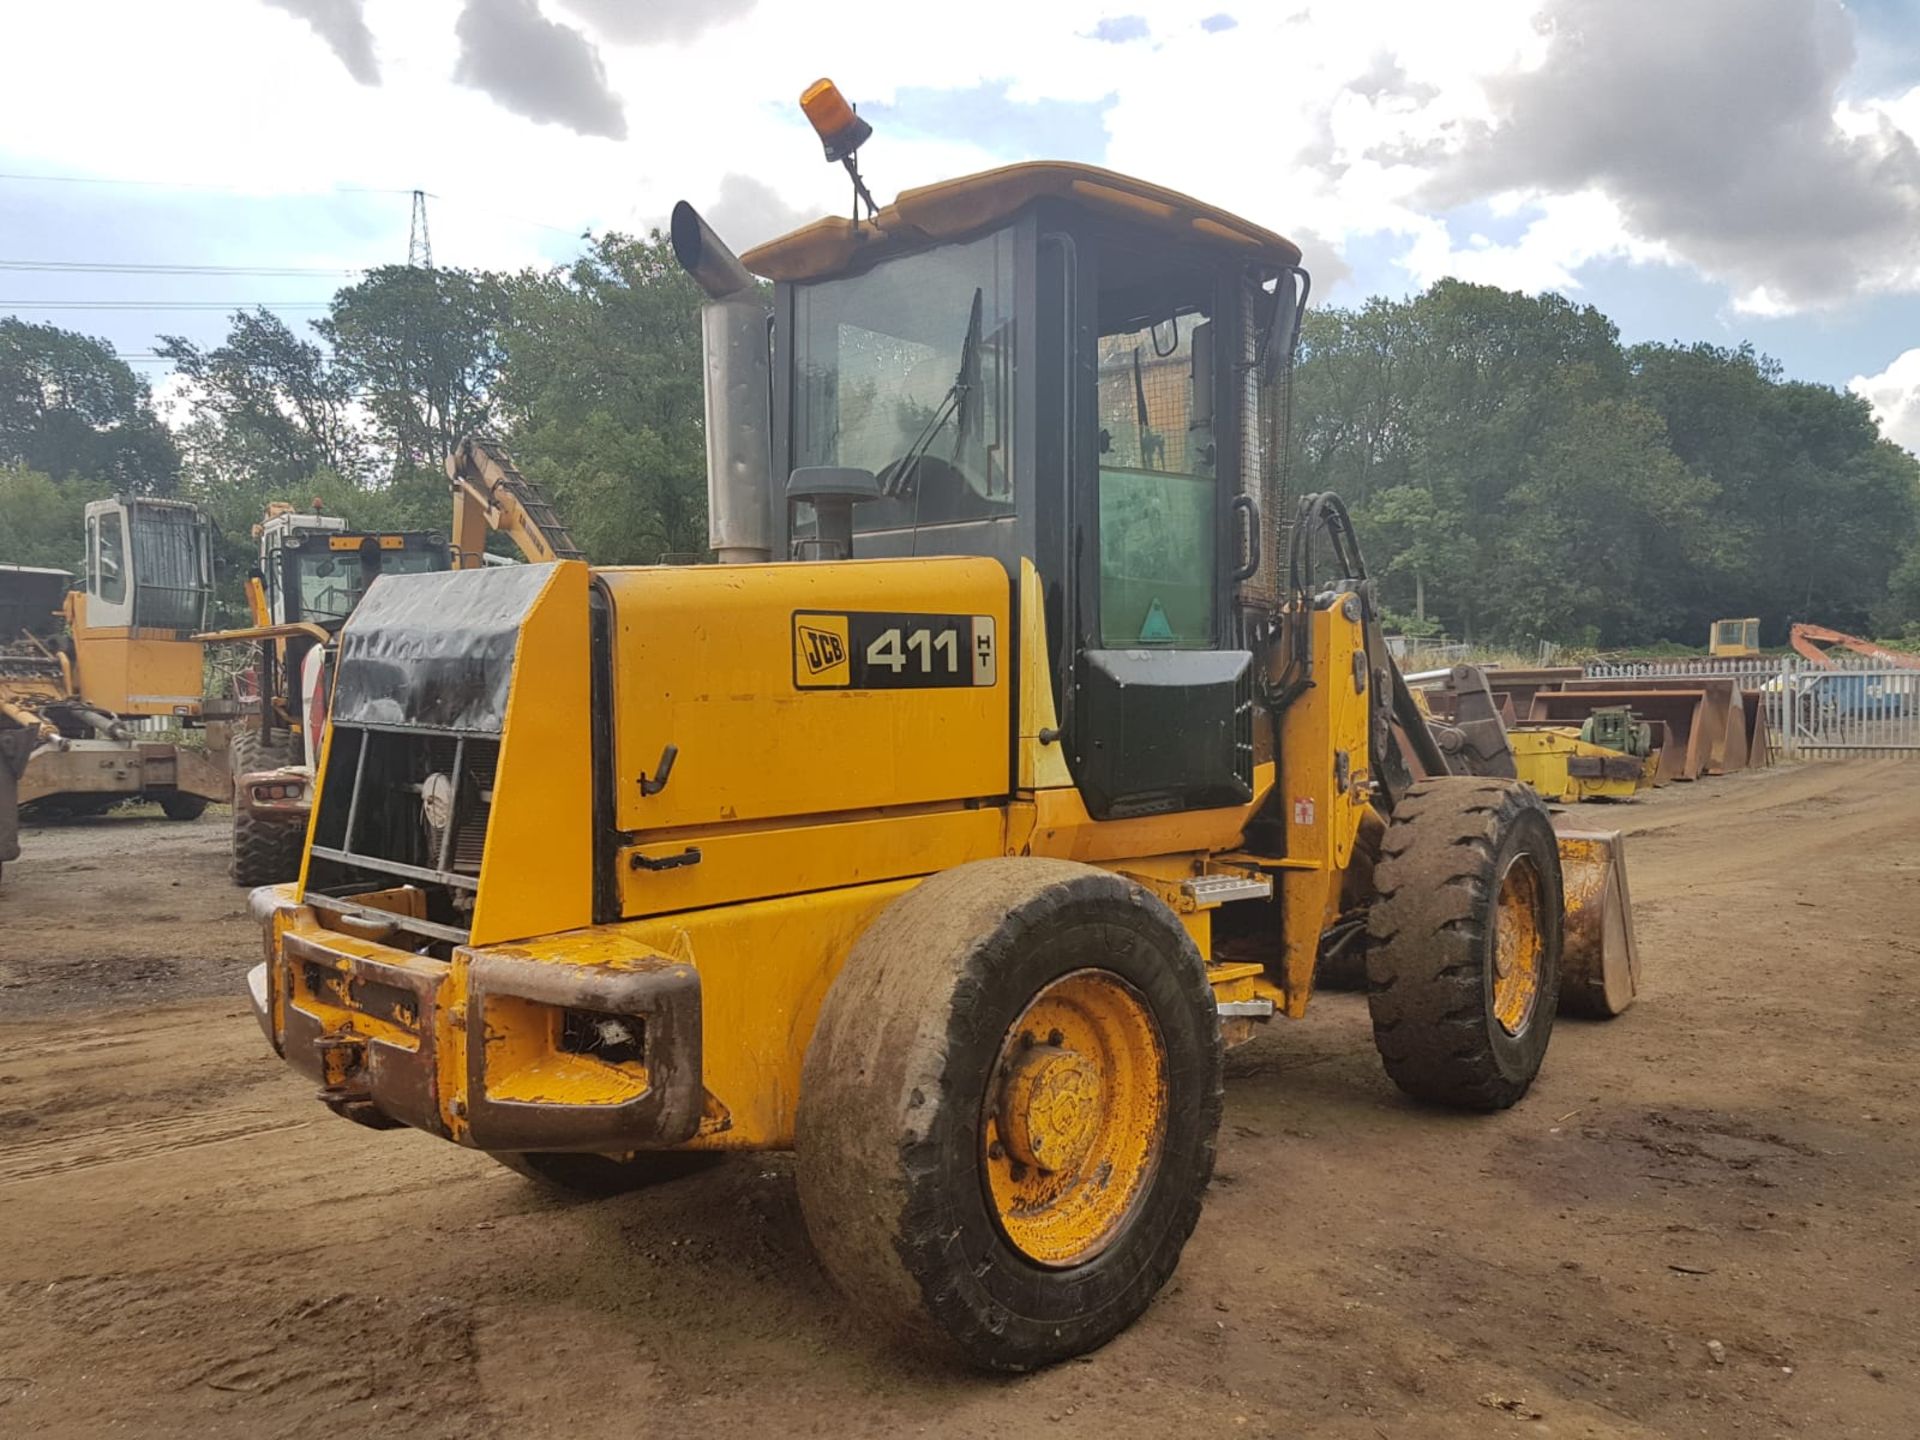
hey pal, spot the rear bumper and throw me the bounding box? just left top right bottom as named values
left=248, top=892, right=705, bottom=1152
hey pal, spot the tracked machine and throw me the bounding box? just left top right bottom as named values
left=244, top=83, right=1639, bottom=1369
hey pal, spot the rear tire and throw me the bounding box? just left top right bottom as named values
left=159, top=793, right=208, bottom=821
left=228, top=724, right=303, bottom=888
left=1364, top=778, right=1562, bottom=1110
left=796, top=858, right=1223, bottom=1371
left=490, top=1150, right=723, bottom=1196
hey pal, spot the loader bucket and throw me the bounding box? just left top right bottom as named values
left=1553, top=827, right=1640, bottom=1018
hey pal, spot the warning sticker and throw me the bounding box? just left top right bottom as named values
left=1292, top=796, right=1315, bottom=826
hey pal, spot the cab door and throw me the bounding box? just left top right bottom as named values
left=1062, top=236, right=1253, bottom=820
left=84, top=499, right=135, bottom=629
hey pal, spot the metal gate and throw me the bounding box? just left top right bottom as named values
left=1584, top=656, right=1920, bottom=760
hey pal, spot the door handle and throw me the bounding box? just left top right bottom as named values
left=1230, top=492, right=1260, bottom=582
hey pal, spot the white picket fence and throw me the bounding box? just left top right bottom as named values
left=1584, top=655, right=1920, bottom=760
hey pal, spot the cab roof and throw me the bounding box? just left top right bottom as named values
left=739, top=161, right=1303, bottom=284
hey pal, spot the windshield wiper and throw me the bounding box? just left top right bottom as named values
left=883, top=287, right=984, bottom=499
left=1132, top=346, right=1166, bottom=469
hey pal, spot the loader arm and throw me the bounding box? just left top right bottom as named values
left=446, top=436, right=586, bottom=569
left=1789, top=622, right=1920, bottom=670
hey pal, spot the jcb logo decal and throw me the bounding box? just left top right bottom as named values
left=792, top=613, right=851, bottom=687
left=797, top=624, right=845, bottom=674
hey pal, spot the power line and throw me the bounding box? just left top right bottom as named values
left=0, top=259, right=362, bottom=277
left=0, top=169, right=423, bottom=197
left=2, top=300, right=331, bottom=311
left=0, top=168, right=585, bottom=236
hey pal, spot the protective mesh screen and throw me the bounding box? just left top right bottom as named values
left=1096, top=329, right=1207, bottom=476
left=1238, top=272, right=1293, bottom=612
left=129, top=506, right=209, bottom=632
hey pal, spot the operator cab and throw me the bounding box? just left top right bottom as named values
left=744, top=163, right=1307, bottom=819
left=82, top=496, right=216, bottom=635
left=255, top=508, right=446, bottom=631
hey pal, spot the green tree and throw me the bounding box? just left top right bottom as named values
left=0, top=319, right=180, bottom=495
left=320, top=265, right=511, bottom=475
left=1494, top=394, right=1714, bottom=643
left=1629, top=343, right=1920, bottom=639
left=0, top=466, right=86, bottom=572
left=158, top=309, right=366, bottom=489
left=1294, top=281, right=1663, bottom=641
left=498, top=231, right=710, bottom=563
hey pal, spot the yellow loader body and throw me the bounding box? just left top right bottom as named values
left=252, top=556, right=1371, bottom=1151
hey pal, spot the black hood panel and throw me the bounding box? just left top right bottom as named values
left=331, top=564, right=553, bottom=734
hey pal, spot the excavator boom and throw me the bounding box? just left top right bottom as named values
left=1789, top=623, right=1920, bottom=670
left=446, top=437, right=586, bottom=568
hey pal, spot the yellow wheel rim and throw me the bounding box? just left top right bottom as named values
left=1492, top=854, right=1545, bottom=1036
left=982, top=968, right=1167, bottom=1268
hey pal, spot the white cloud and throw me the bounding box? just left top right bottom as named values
left=1851, top=349, right=1920, bottom=455
left=1397, top=190, right=1673, bottom=295
left=1425, top=0, right=1920, bottom=313
left=0, top=0, right=1912, bottom=329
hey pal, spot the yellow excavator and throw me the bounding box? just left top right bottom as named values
left=241, top=82, right=1638, bottom=1370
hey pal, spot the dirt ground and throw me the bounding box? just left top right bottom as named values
left=2, top=764, right=1917, bottom=1439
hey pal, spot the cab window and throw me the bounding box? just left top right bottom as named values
left=794, top=229, right=1017, bottom=534
left=96, top=510, right=127, bottom=606
left=1095, top=268, right=1215, bottom=648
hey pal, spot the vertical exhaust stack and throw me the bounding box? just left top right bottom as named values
left=672, top=202, right=773, bottom=565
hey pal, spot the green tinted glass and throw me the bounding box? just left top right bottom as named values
left=1098, top=466, right=1214, bottom=646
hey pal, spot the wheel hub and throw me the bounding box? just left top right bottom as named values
left=979, top=968, right=1169, bottom=1269
left=1492, top=855, right=1545, bottom=1035
left=999, top=1044, right=1101, bottom=1175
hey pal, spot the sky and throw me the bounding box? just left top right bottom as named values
left=1, top=0, right=1916, bottom=451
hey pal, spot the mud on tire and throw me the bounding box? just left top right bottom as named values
left=227, top=723, right=303, bottom=888
left=795, top=857, right=1224, bottom=1372
left=1364, top=777, right=1563, bottom=1111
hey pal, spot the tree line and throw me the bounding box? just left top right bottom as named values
left=1292, top=281, right=1920, bottom=647
left=3, top=249, right=1917, bottom=649
left=0, top=231, right=709, bottom=611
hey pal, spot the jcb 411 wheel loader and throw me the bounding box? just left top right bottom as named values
left=244, top=82, right=1638, bottom=1371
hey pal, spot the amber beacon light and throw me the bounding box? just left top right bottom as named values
left=801, top=78, right=872, bottom=161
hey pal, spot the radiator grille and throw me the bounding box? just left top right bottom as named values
left=306, top=725, right=503, bottom=931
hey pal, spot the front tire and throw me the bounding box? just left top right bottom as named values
left=227, top=724, right=302, bottom=887
left=796, top=858, right=1223, bottom=1371
left=1364, top=778, right=1563, bottom=1110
